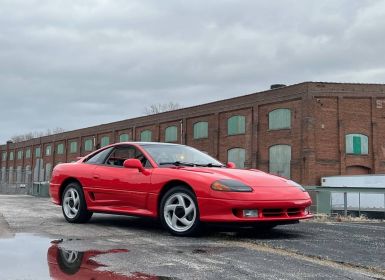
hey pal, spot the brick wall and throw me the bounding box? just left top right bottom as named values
left=1, top=82, right=385, bottom=185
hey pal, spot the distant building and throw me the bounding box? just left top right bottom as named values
left=1, top=82, right=385, bottom=186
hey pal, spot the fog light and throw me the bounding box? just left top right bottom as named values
left=243, top=209, right=258, bottom=218
left=304, top=207, right=311, bottom=215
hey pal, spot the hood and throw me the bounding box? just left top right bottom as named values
left=159, top=167, right=309, bottom=200
left=180, top=167, right=293, bottom=188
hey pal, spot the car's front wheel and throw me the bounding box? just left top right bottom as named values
left=62, top=182, right=93, bottom=223
left=160, top=187, right=201, bottom=236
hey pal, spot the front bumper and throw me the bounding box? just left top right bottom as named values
left=49, top=182, right=60, bottom=205
left=198, top=197, right=313, bottom=222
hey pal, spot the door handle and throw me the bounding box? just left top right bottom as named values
left=93, top=175, right=100, bottom=179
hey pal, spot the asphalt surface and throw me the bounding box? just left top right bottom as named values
left=0, top=195, right=384, bottom=280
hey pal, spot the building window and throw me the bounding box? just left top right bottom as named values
left=165, top=126, right=178, bottom=142
left=25, top=165, right=31, bottom=183
left=17, top=150, right=23, bottom=160
left=2, top=152, right=7, bottom=161
left=269, top=109, right=291, bottom=130
left=70, top=141, right=78, bottom=153
left=57, top=143, right=64, bottom=155
left=140, top=130, right=152, bottom=142
left=346, top=134, right=368, bottom=155
left=25, top=149, right=31, bottom=159
left=1, top=167, right=6, bottom=182
left=84, top=139, right=93, bottom=152
left=227, top=148, right=246, bottom=168
left=228, top=115, right=246, bottom=135
left=119, top=134, right=129, bottom=142
left=45, top=145, right=52, bottom=156
left=16, top=166, right=22, bottom=183
left=9, top=151, right=14, bottom=161
left=193, top=122, right=208, bottom=139
left=35, top=147, right=41, bottom=158
left=45, top=163, right=52, bottom=181
left=101, top=136, right=110, bottom=147
left=269, top=144, right=291, bottom=179
left=8, top=167, right=13, bottom=183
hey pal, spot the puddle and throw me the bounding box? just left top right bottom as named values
left=0, top=233, right=175, bottom=279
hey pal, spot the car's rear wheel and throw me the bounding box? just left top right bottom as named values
left=160, top=186, right=201, bottom=236
left=62, top=183, right=93, bottom=223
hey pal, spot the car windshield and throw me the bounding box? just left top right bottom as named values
left=140, top=143, right=224, bottom=167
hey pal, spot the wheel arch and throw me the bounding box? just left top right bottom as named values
left=157, top=180, right=196, bottom=214
left=58, top=177, right=82, bottom=205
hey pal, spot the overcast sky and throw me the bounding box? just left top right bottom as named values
left=1, top=0, right=385, bottom=143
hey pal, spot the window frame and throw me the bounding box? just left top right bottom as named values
left=84, top=147, right=114, bottom=165
left=69, top=141, right=78, bottom=154
left=119, top=134, right=130, bottom=142
left=269, top=144, right=292, bottom=179
left=140, top=130, right=152, bottom=142
left=25, top=149, right=31, bottom=159
left=84, top=139, right=93, bottom=152
left=227, top=147, right=246, bottom=169
left=17, top=150, right=23, bottom=160
left=104, top=145, right=152, bottom=168
left=345, top=133, right=369, bottom=155
left=56, top=143, right=64, bottom=155
left=45, top=145, right=52, bottom=156
left=165, top=126, right=178, bottom=142
left=35, top=147, right=41, bottom=158
left=193, top=121, right=209, bottom=139
left=268, top=108, right=292, bottom=130
left=227, top=115, right=246, bottom=136
left=101, top=136, right=110, bottom=147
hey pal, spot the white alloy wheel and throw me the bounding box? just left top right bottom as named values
left=63, top=187, right=80, bottom=219
left=62, top=250, right=79, bottom=264
left=163, top=192, right=197, bottom=233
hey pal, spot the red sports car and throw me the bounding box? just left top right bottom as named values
left=50, top=142, right=312, bottom=236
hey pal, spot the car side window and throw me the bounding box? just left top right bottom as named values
left=85, top=147, right=114, bottom=164
left=105, top=146, right=152, bottom=168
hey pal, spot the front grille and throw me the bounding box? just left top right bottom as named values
left=261, top=207, right=304, bottom=218
left=262, top=208, right=285, bottom=217
left=287, top=208, right=301, bottom=216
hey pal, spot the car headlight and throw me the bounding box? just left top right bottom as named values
left=287, top=180, right=306, bottom=192
left=211, top=179, right=253, bottom=192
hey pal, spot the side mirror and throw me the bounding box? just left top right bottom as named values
left=123, top=159, right=150, bottom=175
left=226, top=162, right=236, bottom=168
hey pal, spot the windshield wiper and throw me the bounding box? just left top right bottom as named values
left=159, top=161, right=224, bottom=167
left=159, top=161, right=196, bottom=167
left=197, top=163, right=224, bottom=167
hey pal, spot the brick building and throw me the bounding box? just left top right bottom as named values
left=1, top=82, right=385, bottom=186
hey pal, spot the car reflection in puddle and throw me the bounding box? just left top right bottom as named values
left=48, top=241, right=131, bottom=279
left=48, top=240, right=175, bottom=280
left=0, top=234, right=173, bottom=280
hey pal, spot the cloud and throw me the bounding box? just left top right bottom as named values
left=0, top=0, right=383, bottom=143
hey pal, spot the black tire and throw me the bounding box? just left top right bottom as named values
left=160, top=186, right=201, bottom=237
left=62, top=182, right=93, bottom=223
left=57, top=248, right=84, bottom=275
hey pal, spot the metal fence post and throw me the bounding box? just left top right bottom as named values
left=344, top=192, right=348, bottom=216
left=358, top=192, right=361, bottom=217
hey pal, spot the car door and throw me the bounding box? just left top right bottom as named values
left=90, top=145, right=152, bottom=210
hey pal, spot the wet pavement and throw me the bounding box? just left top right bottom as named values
left=0, top=195, right=384, bottom=280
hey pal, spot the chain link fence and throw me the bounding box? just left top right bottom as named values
left=0, top=168, right=33, bottom=194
